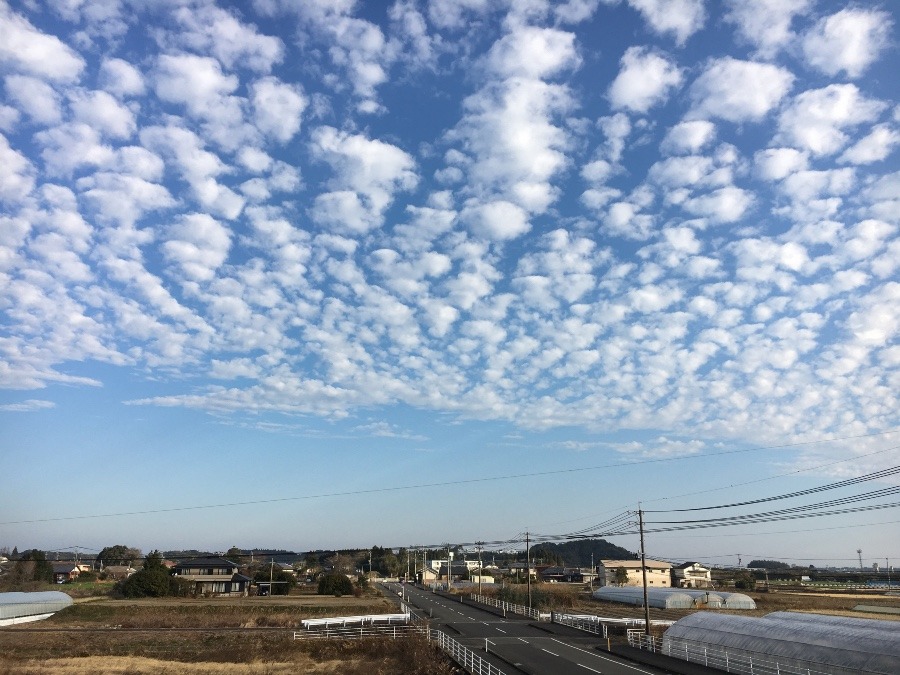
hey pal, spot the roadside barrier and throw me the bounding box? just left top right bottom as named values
left=429, top=629, right=507, bottom=675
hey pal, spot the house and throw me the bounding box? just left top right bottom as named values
left=539, top=566, right=597, bottom=584
left=597, top=559, right=672, bottom=587
left=51, top=563, right=80, bottom=584
left=672, top=562, right=713, bottom=588
left=173, top=557, right=250, bottom=597
left=101, top=565, right=136, bottom=580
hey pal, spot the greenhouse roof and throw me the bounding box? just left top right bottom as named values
left=664, top=611, right=900, bottom=675
left=0, top=591, right=73, bottom=621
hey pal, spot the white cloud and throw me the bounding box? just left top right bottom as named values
left=168, top=4, right=284, bottom=73
left=0, top=133, right=35, bottom=202
left=4, top=75, right=62, bottom=125
left=99, top=57, right=146, bottom=97
left=604, top=201, right=654, bottom=239
left=35, top=123, right=116, bottom=177
left=0, top=3, right=84, bottom=82
left=0, top=399, right=56, bottom=412
left=69, top=89, right=136, bottom=139
left=838, top=125, right=900, bottom=165
left=163, top=213, right=232, bottom=283
left=461, top=200, right=531, bottom=240
left=777, top=84, right=887, bottom=156
left=608, top=46, right=682, bottom=113
left=310, top=126, right=417, bottom=234
left=780, top=168, right=855, bottom=202
left=660, top=120, right=715, bottom=155
left=140, top=124, right=244, bottom=219
left=754, top=148, right=808, bottom=181
left=723, top=0, right=811, bottom=57
left=627, top=0, right=705, bottom=46
left=682, top=186, right=753, bottom=223
left=802, top=8, right=892, bottom=78
left=689, top=58, right=793, bottom=122
left=250, top=76, right=307, bottom=143
left=155, top=53, right=239, bottom=116
left=427, top=0, right=492, bottom=29
left=486, top=26, right=579, bottom=79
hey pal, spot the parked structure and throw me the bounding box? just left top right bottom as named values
left=671, top=561, right=712, bottom=588
left=593, top=586, right=755, bottom=609
left=663, top=611, right=899, bottom=674
left=0, top=591, right=73, bottom=626
left=173, top=557, right=250, bottom=597
left=596, top=559, right=671, bottom=587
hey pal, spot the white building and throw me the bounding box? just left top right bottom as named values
left=597, top=559, right=672, bottom=587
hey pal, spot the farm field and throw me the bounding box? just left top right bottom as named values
left=0, top=591, right=455, bottom=675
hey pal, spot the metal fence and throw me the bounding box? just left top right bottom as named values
left=468, top=593, right=542, bottom=620
left=552, top=613, right=607, bottom=636
left=628, top=632, right=836, bottom=675
left=429, top=629, right=507, bottom=675
left=293, top=624, right=425, bottom=640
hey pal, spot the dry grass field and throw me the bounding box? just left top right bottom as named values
left=0, top=591, right=457, bottom=675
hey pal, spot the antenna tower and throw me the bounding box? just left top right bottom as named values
left=857, top=549, right=863, bottom=571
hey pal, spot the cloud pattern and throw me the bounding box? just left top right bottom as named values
left=0, top=0, right=897, bottom=468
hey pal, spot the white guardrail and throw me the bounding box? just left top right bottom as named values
left=430, top=629, right=507, bottom=675
left=628, top=632, right=836, bottom=675
left=468, top=593, right=547, bottom=620
left=293, top=624, right=424, bottom=640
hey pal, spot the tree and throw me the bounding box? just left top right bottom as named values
left=21, top=550, right=53, bottom=584
left=254, top=568, right=296, bottom=596
left=318, top=572, right=353, bottom=596
left=614, top=567, right=629, bottom=586
left=98, top=545, right=142, bottom=566
left=747, top=559, right=791, bottom=570
left=144, top=550, right=166, bottom=571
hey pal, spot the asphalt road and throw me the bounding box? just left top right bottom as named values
left=385, top=583, right=675, bottom=675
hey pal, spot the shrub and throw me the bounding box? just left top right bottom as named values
left=317, top=572, right=353, bottom=596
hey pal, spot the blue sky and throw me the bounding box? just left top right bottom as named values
left=1, top=0, right=898, bottom=569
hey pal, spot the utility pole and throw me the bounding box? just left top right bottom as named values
left=447, top=543, right=452, bottom=591
left=268, top=558, right=274, bottom=597
left=638, top=506, right=650, bottom=636
left=526, top=531, right=532, bottom=610
left=477, top=541, right=484, bottom=595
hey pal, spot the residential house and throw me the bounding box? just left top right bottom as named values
left=597, top=559, right=672, bottom=587
left=173, top=557, right=250, bottom=597
left=51, top=563, right=80, bottom=584
left=672, top=562, right=713, bottom=588
left=101, top=565, right=136, bottom=580
left=539, top=566, right=597, bottom=584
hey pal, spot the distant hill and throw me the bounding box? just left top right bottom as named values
left=531, top=539, right=637, bottom=567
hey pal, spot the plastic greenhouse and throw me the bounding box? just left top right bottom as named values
left=593, top=586, right=756, bottom=609
left=593, top=586, right=695, bottom=608
left=0, top=591, right=73, bottom=626
left=661, top=611, right=900, bottom=675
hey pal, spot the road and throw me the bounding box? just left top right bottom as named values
left=386, top=583, right=675, bottom=675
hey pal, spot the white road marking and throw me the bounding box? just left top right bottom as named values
left=542, top=649, right=560, bottom=657
left=578, top=664, right=603, bottom=673
left=550, top=639, right=656, bottom=674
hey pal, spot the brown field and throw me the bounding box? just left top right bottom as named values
left=3, top=583, right=897, bottom=673
left=0, top=590, right=456, bottom=675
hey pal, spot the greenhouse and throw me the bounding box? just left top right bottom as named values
left=593, top=586, right=695, bottom=609
left=0, top=591, right=73, bottom=626
left=661, top=611, right=900, bottom=675
left=592, top=586, right=756, bottom=610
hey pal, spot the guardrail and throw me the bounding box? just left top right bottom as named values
left=552, top=613, right=607, bottom=636
left=300, top=613, right=410, bottom=628
left=628, top=632, right=836, bottom=675
left=293, top=624, right=424, bottom=640
left=429, top=629, right=507, bottom=675
left=468, top=593, right=543, bottom=620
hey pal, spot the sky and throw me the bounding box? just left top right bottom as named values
left=0, top=0, right=898, bottom=570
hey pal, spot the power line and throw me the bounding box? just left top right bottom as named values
left=644, top=462, right=900, bottom=513
left=7, top=427, right=895, bottom=526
